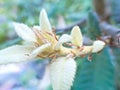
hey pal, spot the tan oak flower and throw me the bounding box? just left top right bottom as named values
left=0, top=9, right=105, bottom=90
left=0, top=9, right=58, bottom=64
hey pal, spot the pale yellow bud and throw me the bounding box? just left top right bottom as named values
left=71, top=26, right=83, bottom=47
left=39, top=8, right=52, bottom=33
left=92, top=40, right=105, bottom=53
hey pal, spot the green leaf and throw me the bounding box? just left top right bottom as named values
left=111, top=47, right=120, bottom=89
left=87, top=11, right=101, bottom=40
left=71, top=47, right=115, bottom=90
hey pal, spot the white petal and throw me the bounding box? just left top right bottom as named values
left=32, top=43, right=51, bottom=57
left=71, top=26, right=83, bottom=46
left=13, top=22, right=36, bottom=42
left=50, top=57, right=76, bottom=90
left=0, top=45, right=35, bottom=64
left=92, top=40, right=105, bottom=53
left=39, top=9, right=52, bottom=33
left=59, top=34, right=72, bottom=43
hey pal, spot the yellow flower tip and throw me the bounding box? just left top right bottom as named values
left=39, top=8, right=52, bottom=33
left=71, top=26, right=83, bottom=47
left=92, top=40, right=105, bottom=53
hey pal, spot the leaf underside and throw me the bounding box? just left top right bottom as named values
left=50, top=57, right=76, bottom=90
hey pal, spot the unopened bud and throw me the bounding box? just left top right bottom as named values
left=92, top=40, right=105, bottom=53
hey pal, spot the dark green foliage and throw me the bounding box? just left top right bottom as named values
left=111, top=2, right=120, bottom=88
left=111, top=47, right=120, bottom=89
left=71, top=47, right=115, bottom=90
left=87, top=11, right=101, bottom=40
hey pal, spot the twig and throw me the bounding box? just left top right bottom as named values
left=100, top=22, right=120, bottom=46
left=55, top=18, right=87, bottom=34
left=1, top=18, right=120, bottom=48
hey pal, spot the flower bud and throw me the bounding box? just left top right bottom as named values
left=92, top=40, right=105, bottom=53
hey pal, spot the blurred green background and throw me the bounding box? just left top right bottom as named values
left=0, top=0, right=120, bottom=90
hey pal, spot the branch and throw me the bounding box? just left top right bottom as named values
left=55, top=16, right=120, bottom=46
left=55, top=18, right=87, bottom=34
left=92, top=0, right=120, bottom=46
left=100, top=22, right=120, bottom=46
left=1, top=18, right=120, bottom=48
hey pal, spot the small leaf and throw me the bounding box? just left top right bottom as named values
left=71, top=26, right=83, bottom=47
left=87, top=11, right=101, bottom=40
left=50, top=57, right=76, bottom=90
left=39, top=9, right=52, bottom=33
left=13, top=22, right=36, bottom=42
left=0, top=45, right=35, bottom=64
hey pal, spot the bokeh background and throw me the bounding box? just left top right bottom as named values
left=0, top=0, right=120, bottom=90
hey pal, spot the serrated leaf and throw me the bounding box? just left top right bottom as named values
left=13, top=22, right=36, bottom=42
left=50, top=57, right=76, bottom=90
left=87, top=11, right=101, bottom=40
left=39, top=9, right=52, bottom=33
left=71, top=47, right=115, bottom=90
left=111, top=47, right=120, bottom=88
left=71, top=26, right=83, bottom=47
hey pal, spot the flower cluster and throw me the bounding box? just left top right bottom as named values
left=0, top=9, right=105, bottom=90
